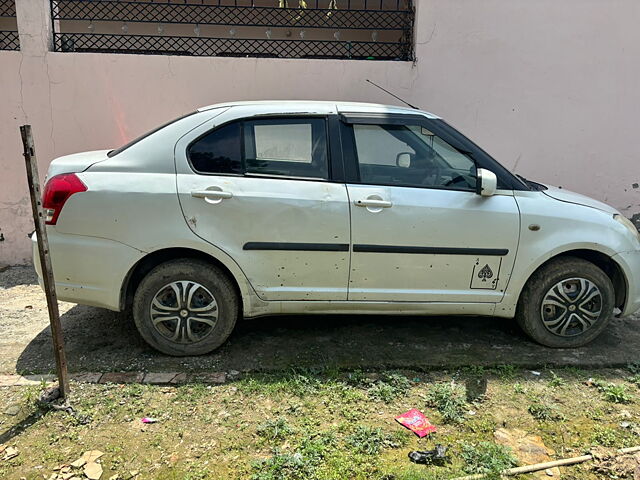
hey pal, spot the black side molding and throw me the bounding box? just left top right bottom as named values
left=353, top=245, right=509, bottom=256
left=244, top=242, right=349, bottom=252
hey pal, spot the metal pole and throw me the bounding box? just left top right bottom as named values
left=20, top=125, right=70, bottom=398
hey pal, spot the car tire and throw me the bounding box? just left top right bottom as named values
left=133, top=259, right=238, bottom=356
left=515, top=257, right=615, bottom=348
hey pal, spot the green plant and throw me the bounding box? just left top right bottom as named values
left=588, top=380, right=633, bottom=404
left=591, top=426, right=621, bottom=448
left=513, top=382, right=525, bottom=394
left=460, top=365, right=486, bottom=377
left=298, top=431, right=336, bottom=463
left=426, top=381, right=467, bottom=423
left=251, top=451, right=312, bottom=480
left=122, top=383, right=146, bottom=397
left=465, top=417, right=496, bottom=434
left=548, top=371, right=566, bottom=388
left=461, top=442, right=518, bottom=479
left=627, top=365, right=640, bottom=386
left=491, top=364, right=517, bottom=380
left=366, top=373, right=411, bottom=402
left=601, top=383, right=633, bottom=404
left=251, top=431, right=337, bottom=480
left=346, top=426, right=401, bottom=455
left=256, top=417, right=295, bottom=441
left=528, top=402, right=565, bottom=421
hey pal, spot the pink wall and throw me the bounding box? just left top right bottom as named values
left=1, top=0, right=640, bottom=265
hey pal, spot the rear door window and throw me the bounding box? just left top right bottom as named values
left=244, top=118, right=328, bottom=179
left=188, top=117, right=329, bottom=180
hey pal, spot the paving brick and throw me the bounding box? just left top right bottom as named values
left=70, top=373, right=103, bottom=383
left=195, top=372, right=227, bottom=384
left=143, top=372, right=178, bottom=384
left=14, top=374, right=56, bottom=386
left=99, top=372, right=144, bottom=384
left=0, top=375, right=19, bottom=387
left=169, top=373, right=188, bottom=384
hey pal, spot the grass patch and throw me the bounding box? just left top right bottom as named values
left=461, top=442, right=518, bottom=479
left=426, top=381, right=467, bottom=423
left=2, top=368, right=640, bottom=480
left=527, top=401, right=565, bottom=421
left=251, top=451, right=313, bottom=480
left=365, top=372, right=411, bottom=402
left=590, top=425, right=636, bottom=448
left=547, top=371, right=567, bottom=388
left=256, top=417, right=295, bottom=441
left=592, top=380, right=634, bottom=404
left=346, top=426, right=404, bottom=455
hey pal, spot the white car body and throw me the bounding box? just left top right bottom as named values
left=33, top=101, right=640, bottom=347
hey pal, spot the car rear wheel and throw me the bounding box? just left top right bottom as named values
left=133, top=259, right=238, bottom=356
left=516, top=257, right=615, bottom=348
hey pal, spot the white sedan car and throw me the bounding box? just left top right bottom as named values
left=33, top=101, right=640, bottom=356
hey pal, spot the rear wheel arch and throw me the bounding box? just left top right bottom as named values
left=120, top=247, right=243, bottom=316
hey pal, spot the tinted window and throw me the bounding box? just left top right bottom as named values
left=188, top=122, right=242, bottom=174
left=244, top=118, right=328, bottom=179
left=352, top=123, right=477, bottom=191
left=188, top=118, right=328, bottom=179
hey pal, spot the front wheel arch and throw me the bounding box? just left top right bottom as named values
left=520, top=249, right=627, bottom=313
left=516, top=255, right=616, bottom=347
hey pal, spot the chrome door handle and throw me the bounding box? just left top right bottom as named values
left=191, top=190, right=233, bottom=200
left=354, top=199, right=392, bottom=208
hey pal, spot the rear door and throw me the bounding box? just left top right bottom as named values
left=176, top=111, right=350, bottom=301
left=340, top=114, right=521, bottom=303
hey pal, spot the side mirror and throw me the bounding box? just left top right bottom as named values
left=396, top=152, right=412, bottom=168
left=476, top=168, right=497, bottom=197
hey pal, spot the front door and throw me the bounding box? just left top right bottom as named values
left=176, top=115, right=351, bottom=301
left=341, top=116, right=521, bottom=303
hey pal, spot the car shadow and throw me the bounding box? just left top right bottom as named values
left=14, top=304, right=640, bottom=374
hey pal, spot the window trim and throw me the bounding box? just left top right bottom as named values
left=339, top=113, right=529, bottom=191
left=186, top=115, right=338, bottom=183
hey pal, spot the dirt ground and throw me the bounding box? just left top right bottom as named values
left=1, top=265, right=640, bottom=376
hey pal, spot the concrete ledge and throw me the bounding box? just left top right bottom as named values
left=0, top=371, right=232, bottom=387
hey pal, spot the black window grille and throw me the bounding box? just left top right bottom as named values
left=50, top=0, right=414, bottom=60
left=0, top=0, right=19, bottom=51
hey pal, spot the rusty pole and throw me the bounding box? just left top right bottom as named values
left=20, top=125, right=70, bottom=398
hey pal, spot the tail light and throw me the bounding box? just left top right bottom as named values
left=42, top=173, right=87, bottom=225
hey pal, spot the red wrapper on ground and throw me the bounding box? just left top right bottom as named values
left=395, top=408, right=437, bottom=437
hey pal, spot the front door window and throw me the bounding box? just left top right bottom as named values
left=352, top=123, right=477, bottom=191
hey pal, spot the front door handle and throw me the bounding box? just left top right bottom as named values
left=354, top=199, right=392, bottom=208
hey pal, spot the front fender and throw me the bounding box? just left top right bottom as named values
left=497, top=190, right=633, bottom=318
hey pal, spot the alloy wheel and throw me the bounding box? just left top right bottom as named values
left=540, top=277, right=603, bottom=337
left=149, top=281, right=218, bottom=344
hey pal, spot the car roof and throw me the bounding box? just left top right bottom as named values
left=196, top=100, right=440, bottom=119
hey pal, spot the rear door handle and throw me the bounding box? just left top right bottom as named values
left=354, top=199, right=392, bottom=208
left=191, top=189, right=233, bottom=200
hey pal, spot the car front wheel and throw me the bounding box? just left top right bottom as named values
left=133, top=259, right=238, bottom=356
left=516, top=257, right=615, bottom=348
